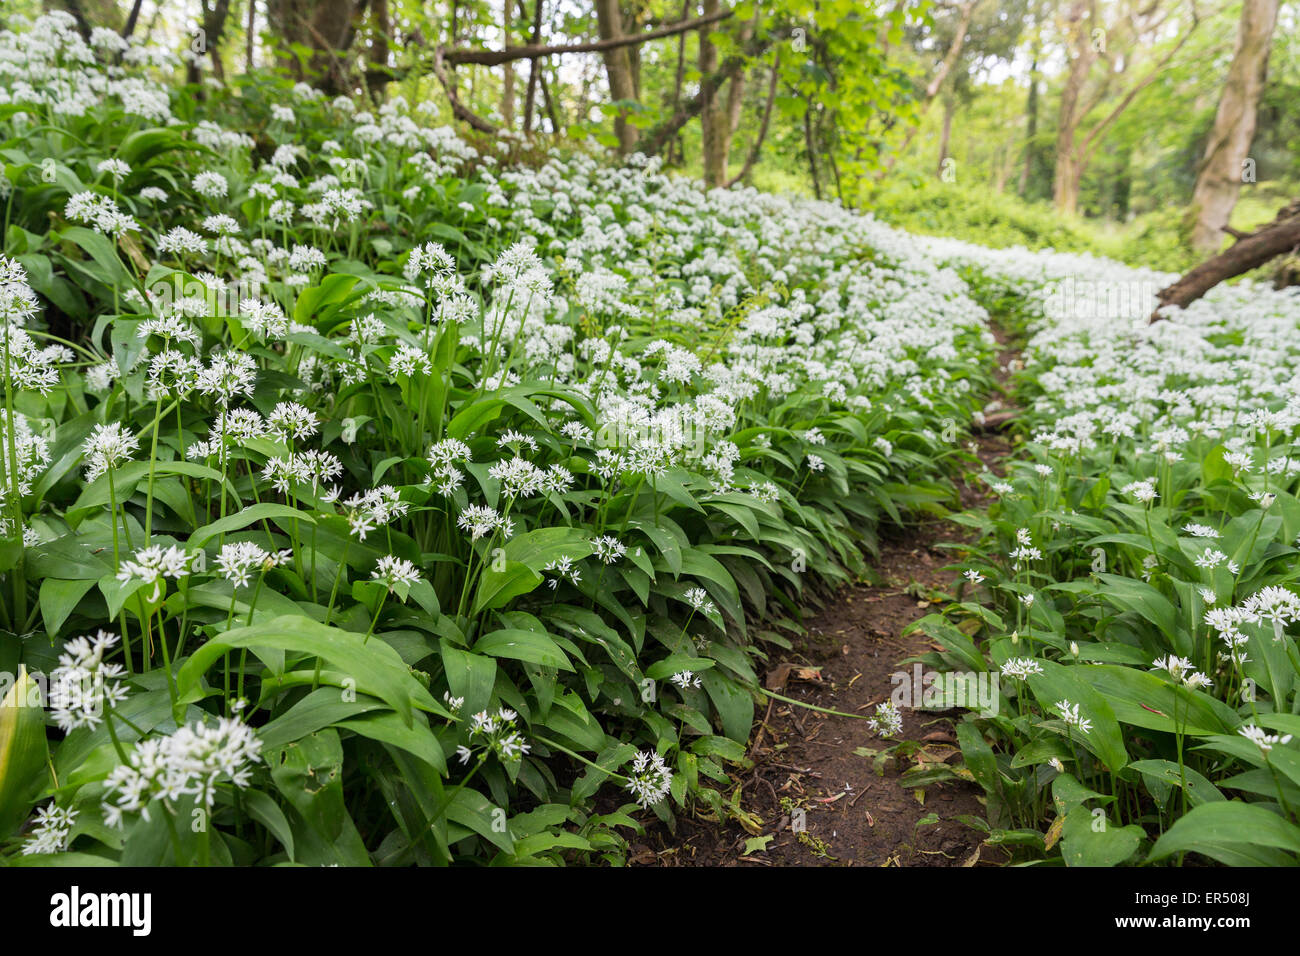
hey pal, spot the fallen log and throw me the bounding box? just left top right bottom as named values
left=1151, top=198, right=1300, bottom=321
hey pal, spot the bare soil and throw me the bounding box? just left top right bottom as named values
left=627, top=340, right=1021, bottom=868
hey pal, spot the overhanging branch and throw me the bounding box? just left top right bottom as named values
left=441, top=8, right=734, bottom=67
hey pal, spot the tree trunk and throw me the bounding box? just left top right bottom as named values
left=521, top=0, right=544, bottom=134
left=641, top=47, right=750, bottom=157
left=1018, top=53, right=1039, bottom=196
left=595, top=0, right=639, bottom=154
left=936, top=93, right=955, bottom=179
left=668, top=0, right=689, bottom=164
left=726, top=51, right=778, bottom=187
left=719, top=7, right=756, bottom=172
left=266, top=0, right=361, bottom=93
left=245, top=0, right=256, bottom=70
left=804, top=103, right=822, bottom=200
left=502, top=0, right=515, bottom=129
left=1154, top=199, right=1300, bottom=318
left=122, top=0, right=145, bottom=38
left=1189, top=0, right=1280, bottom=252
left=699, top=0, right=728, bottom=186
left=1052, top=0, right=1094, bottom=214
left=203, top=0, right=232, bottom=83
left=876, top=0, right=978, bottom=177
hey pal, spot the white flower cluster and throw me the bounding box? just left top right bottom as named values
left=102, top=716, right=263, bottom=828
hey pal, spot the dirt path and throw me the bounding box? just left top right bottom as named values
left=631, top=333, right=1021, bottom=867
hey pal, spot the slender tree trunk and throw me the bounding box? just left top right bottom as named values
left=726, top=50, right=779, bottom=187
left=1052, top=0, right=1094, bottom=214
left=122, top=0, right=145, bottom=38
left=595, top=0, right=639, bottom=154
left=936, top=93, right=955, bottom=179
left=668, top=0, right=689, bottom=164
left=502, top=0, right=515, bottom=129
left=804, top=103, right=822, bottom=200
left=521, top=0, right=544, bottom=134
left=245, top=0, right=256, bottom=70
left=540, top=62, right=561, bottom=133
left=1018, top=53, right=1039, bottom=196
left=719, top=7, right=756, bottom=172
left=206, top=0, right=232, bottom=83
left=877, top=0, right=978, bottom=177
left=1189, top=0, right=1280, bottom=251
left=448, top=0, right=460, bottom=96
left=699, top=0, right=728, bottom=186
left=365, top=0, right=389, bottom=96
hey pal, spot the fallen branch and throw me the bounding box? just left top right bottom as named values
left=430, top=45, right=499, bottom=134
left=1151, top=198, right=1300, bottom=320
left=972, top=410, right=1018, bottom=432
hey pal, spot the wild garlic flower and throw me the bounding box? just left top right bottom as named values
left=145, top=349, right=202, bottom=399
left=49, top=630, right=129, bottom=732
left=287, top=244, right=326, bottom=272
left=196, top=351, right=257, bottom=406
left=684, top=587, right=716, bottom=615
left=216, top=541, right=285, bottom=588
left=624, top=750, right=672, bottom=809
left=0, top=326, right=61, bottom=392
left=489, top=456, right=545, bottom=498
left=116, top=544, right=192, bottom=600
left=1195, top=548, right=1227, bottom=570
left=1151, top=654, right=1212, bottom=689
left=240, top=298, right=288, bottom=339
left=496, top=429, right=539, bottom=454
left=21, top=804, right=78, bottom=856
left=1121, top=478, right=1158, bottom=503
left=428, top=438, right=472, bottom=467
left=404, top=241, right=455, bottom=289
left=0, top=410, right=51, bottom=498
left=428, top=463, right=464, bottom=497
left=999, top=657, right=1043, bottom=680
left=82, top=422, right=139, bottom=481
left=1008, top=542, right=1042, bottom=566
left=266, top=401, right=319, bottom=443
left=670, top=671, right=702, bottom=690
left=867, top=700, right=903, bottom=737
left=0, top=256, right=40, bottom=326
left=138, top=314, right=201, bottom=345
left=462, top=707, right=530, bottom=764
left=263, top=449, right=344, bottom=495
left=457, top=504, right=513, bottom=542
left=591, top=535, right=627, bottom=565
left=341, top=485, right=407, bottom=540
left=388, top=343, right=432, bottom=377
left=1238, top=724, right=1293, bottom=754
left=192, top=171, right=229, bottom=199
left=1054, top=700, right=1093, bottom=734
left=156, top=226, right=208, bottom=257
left=372, top=555, right=421, bottom=592
left=543, top=555, right=581, bottom=589
left=1241, top=586, right=1300, bottom=633
left=102, top=716, right=262, bottom=827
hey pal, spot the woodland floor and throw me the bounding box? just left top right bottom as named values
left=628, top=332, right=1021, bottom=867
